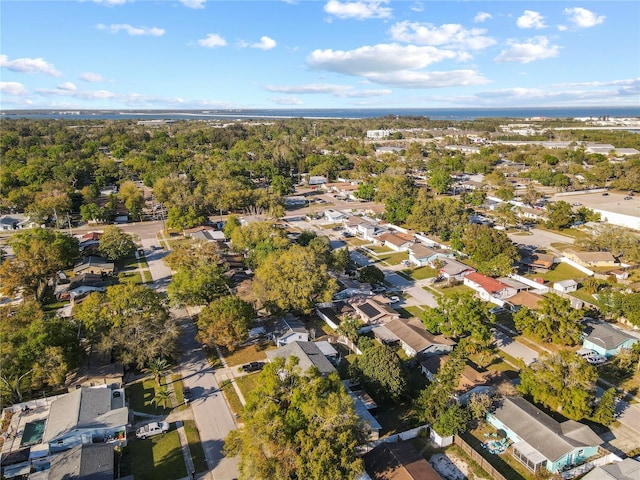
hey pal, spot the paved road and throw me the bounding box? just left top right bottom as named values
left=508, top=227, right=575, bottom=250
left=143, top=238, right=240, bottom=480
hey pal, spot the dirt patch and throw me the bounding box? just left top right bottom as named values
left=430, top=452, right=488, bottom=480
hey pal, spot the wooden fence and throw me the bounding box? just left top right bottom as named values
left=454, top=436, right=509, bottom=480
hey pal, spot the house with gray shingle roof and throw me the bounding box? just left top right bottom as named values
left=374, top=318, right=455, bottom=358
left=582, top=319, right=639, bottom=357
left=581, top=458, right=640, bottom=480
left=42, top=387, right=128, bottom=453
left=36, top=443, right=114, bottom=480
left=487, top=396, right=602, bottom=473
left=265, top=341, right=337, bottom=377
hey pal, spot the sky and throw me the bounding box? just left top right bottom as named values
left=1, top=0, right=639, bottom=110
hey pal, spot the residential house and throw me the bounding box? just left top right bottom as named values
left=582, top=320, right=639, bottom=357
left=518, top=207, right=547, bottom=222
left=506, top=291, right=545, bottom=311
left=325, top=209, right=348, bottom=223
left=344, top=216, right=378, bottom=241
left=265, top=341, right=337, bottom=376
left=0, top=214, right=36, bottom=231
left=353, top=299, right=400, bottom=325
left=34, top=443, right=115, bottom=480
left=316, top=307, right=343, bottom=331
left=420, top=355, right=495, bottom=395
left=42, top=387, right=128, bottom=453
left=604, top=269, right=629, bottom=281
left=487, top=396, right=602, bottom=473
left=498, top=277, right=531, bottom=293
left=347, top=390, right=381, bottom=441
left=581, top=458, right=640, bottom=480
left=520, top=252, right=555, bottom=272
left=408, top=244, right=454, bottom=267
left=438, top=258, right=475, bottom=282
left=463, top=272, right=517, bottom=302
left=565, top=250, right=619, bottom=268
left=377, top=232, right=413, bottom=252
left=73, top=256, right=115, bottom=276
left=363, top=441, right=442, bottom=480
left=553, top=279, right=579, bottom=294
left=374, top=318, right=455, bottom=357
left=367, top=129, right=391, bottom=139
left=270, top=313, right=309, bottom=347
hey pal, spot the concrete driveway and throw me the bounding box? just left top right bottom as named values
left=508, top=227, right=575, bottom=250
left=493, top=329, right=538, bottom=366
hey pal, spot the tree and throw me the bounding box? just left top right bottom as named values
left=143, top=358, right=172, bottom=385
left=432, top=403, right=468, bottom=437
left=224, top=357, right=367, bottom=480
left=73, top=284, right=179, bottom=368
left=231, top=221, right=289, bottom=268
left=406, top=192, right=469, bottom=240
left=591, top=388, right=617, bottom=426
left=546, top=200, right=574, bottom=230
left=358, top=265, right=385, bottom=285
left=168, top=263, right=229, bottom=306
left=119, top=180, right=144, bottom=221
left=337, top=315, right=362, bottom=343
left=224, top=214, right=242, bottom=239
left=0, top=229, right=79, bottom=301
left=80, top=202, right=107, bottom=223
left=254, top=244, right=338, bottom=313
left=512, top=294, right=583, bottom=345
left=467, top=392, right=493, bottom=425
left=331, top=247, right=350, bottom=274
left=518, top=351, right=597, bottom=420
left=351, top=342, right=407, bottom=402
left=428, top=166, right=452, bottom=194
left=98, top=226, right=136, bottom=261
left=354, top=182, right=374, bottom=201
left=462, top=224, right=519, bottom=276
left=154, top=387, right=171, bottom=409
left=197, top=296, right=255, bottom=352
left=270, top=175, right=294, bottom=197
left=163, top=238, right=220, bottom=271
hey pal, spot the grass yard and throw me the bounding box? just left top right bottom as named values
left=169, top=374, right=188, bottom=411
left=319, top=223, right=342, bottom=230
left=347, top=237, right=370, bottom=246
left=406, top=266, right=437, bottom=280
left=526, top=262, right=583, bottom=283
left=119, top=271, right=142, bottom=284
left=221, top=380, right=243, bottom=418
left=126, top=378, right=172, bottom=416
left=368, top=245, right=393, bottom=254
left=120, top=428, right=186, bottom=480
left=183, top=420, right=208, bottom=474
left=222, top=342, right=273, bottom=367
left=570, top=288, right=603, bottom=308
left=375, top=401, right=420, bottom=437
left=403, top=305, right=425, bottom=318
left=380, top=251, right=409, bottom=265
left=235, top=373, right=261, bottom=399
left=430, top=283, right=472, bottom=297
left=143, top=270, right=153, bottom=283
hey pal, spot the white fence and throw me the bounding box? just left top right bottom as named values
left=558, top=257, right=594, bottom=276
left=508, top=273, right=550, bottom=294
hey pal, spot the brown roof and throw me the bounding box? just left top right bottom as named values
left=385, top=318, right=455, bottom=353
left=508, top=291, right=545, bottom=310
left=567, top=250, right=617, bottom=263
left=378, top=232, right=412, bottom=247
left=363, top=441, right=442, bottom=480
left=421, top=355, right=493, bottom=392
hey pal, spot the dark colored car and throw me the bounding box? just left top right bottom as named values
left=242, top=361, right=265, bottom=373
left=183, top=387, right=192, bottom=403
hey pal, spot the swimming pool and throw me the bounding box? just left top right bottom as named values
left=20, top=420, right=46, bottom=447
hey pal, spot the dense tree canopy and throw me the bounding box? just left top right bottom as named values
left=518, top=351, right=597, bottom=421
left=512, top=294, right=584, bottom=345
left=97, top=226, right=136, bottom=261
left=462, top=224, right=519, bottom=276
left=350, top=340, right=407, bottom=402
left=224, top=357, right=367, bottom=480
left=197, top=295, right=255, bottom=351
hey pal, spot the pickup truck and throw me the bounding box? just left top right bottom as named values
left=135, top=421, right=169, bottom=439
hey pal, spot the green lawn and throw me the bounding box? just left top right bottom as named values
left=406, top=266, right=437, bottom=280
left=368, top=245, right=393, bottom=254
left=235, top=372, right=261, bottom=399
left=380, top=251, right=409, bottom=265
left=143, top=270, right=153, bottom=283
left=183, top=420, right=208, bottom=474
left=403, top=305, right=425, bottom=318
left=222, top=342, right=274, bottom=367
left=119, top=271, right=142, bottom=284
left=121, top=428, right=186, bottom=480
left=347, top=237, right=370, bottom=246
left=221, top=380, right=243, bottom=418
left=429, top=283, right=472, bottom=297
left=528, top=262, right=584, bottom=283
left=570, top=288, right=603, bottom=308
left=126, top=378, right=172, bottom=416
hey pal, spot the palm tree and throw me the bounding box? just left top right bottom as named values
left=143, top=358, right=171, bottom=386
left=154, top=387, right=172, bottom=410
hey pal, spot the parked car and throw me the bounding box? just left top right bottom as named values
left=602, top=192, right=609, bottom=196
left=624, top=196, right=632, bottom=200
left=242, top=361, right=265, bottom=373
left=577, top=349, right=607, bottom=366
left=389, top=296, right=400, bottom=304
left=136, top=421, right=169, bottom=439
left=401, top=260, right=412, bottom=266
left=489, top=306, right=509, bottom=315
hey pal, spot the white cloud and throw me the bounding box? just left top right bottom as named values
left=365, top=70, right=489, bottom=88
left=271, top=96, right=304, bottom=105
left=308, top=44, right=461, bottom=76
left=495, top=36, right=560, bottom=64
left=96, top=23, right=165, bottom=36
left=0, top=54, right=62, bottom=76
left=251, top=36, right=277, bottom=50
left=564, top=7, right=605, bottom=29
left=410, top=2, right=423, bottom=13
left=80, top=72, right=106, bottom=83
left=92, top=0, right=130, bottom=5
left=197, top=33, right=227, bottom=48
left=264, top=83, right=391, bottom=97
left=517, top=10, right=546, bottom=29
left=180, top=0, right=206, bottom=9
left=323, top=0, right=392, bottom=20
left=474, top=12, right=492, bottom=23
left=389, top=21, right=496, bottom=50
left=58, top=82, right=77, bottom=91
left=36, top=87, right=116, bottom=100
left=0, top=81, right=28, bottom=96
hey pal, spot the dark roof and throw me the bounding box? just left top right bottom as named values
left=265, top=341, right=337, bottom=376
left=582, top=458, right=640, bottom=480
left=359, top=302, right=383, bottom=318
left=47, top=444, right=114, bottom=480
left=363, top=441, right=442, bottom=480
left=583, top=320, right=638, bottom=350
left=385, top=319, right=455, bottom=353
left=73, top=256, right=114, bottom=273
left=490, top=397, right=601, bottom=462
left=68, top=273, right=109, bottom=289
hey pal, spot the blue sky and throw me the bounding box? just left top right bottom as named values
left=1, top=0, right=638, bottom=109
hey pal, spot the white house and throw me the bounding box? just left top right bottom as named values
left=464, top=272, right=517, bottom=302
left=553, top=279, right=579, bottom=294
left=376, top=232, right=413, bottom=252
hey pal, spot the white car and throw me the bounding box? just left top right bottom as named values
left=389, top=296, right=400, bottom=304
left=577, top=349, right=607, bottom=366
left=136, top=421, right=169, bottom=439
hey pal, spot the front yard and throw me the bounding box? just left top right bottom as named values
left=126, top=378, right=171, bottom=416
left=120, top=427, right=186, bottom=480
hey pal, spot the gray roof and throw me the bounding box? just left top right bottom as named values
left=583, top=320, right=638, bottom=350
left=43, top=388, right=128, bottom=443
left=265, top=341, right=337, bottom=376
left=582, top=458, right=640, bottom=480
left=73, top=256, right=115, bottom=273
left=491, top=397, right=601, bottom=462
left=385, top=319, right=455, bottom=353
left=47, top=444, right=114, bottom=480
left=440, top=258, right=474, bottom=276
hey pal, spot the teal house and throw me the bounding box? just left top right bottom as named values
left=582, top=320, right=638, bottom=357
left=487, top=397, right=602, bottom=474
